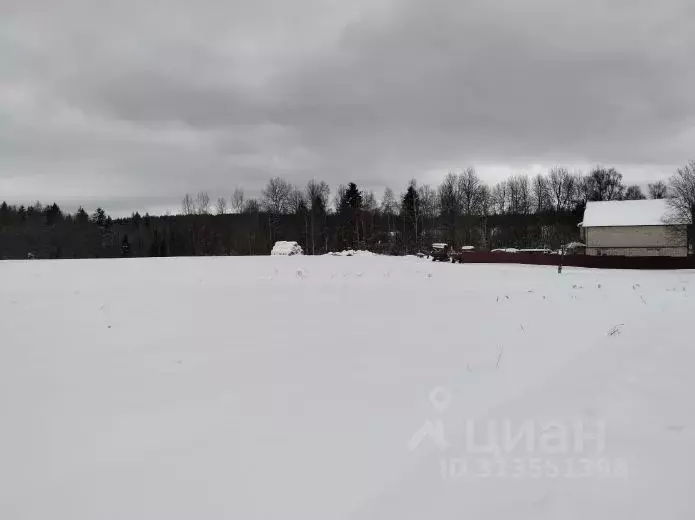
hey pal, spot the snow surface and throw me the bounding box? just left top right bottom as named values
left=1, top=256, right=694, bottom=519
left=582, top=199, right=684, bottom=227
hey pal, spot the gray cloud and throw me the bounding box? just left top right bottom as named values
left=1, top=0, right=694, bottom=215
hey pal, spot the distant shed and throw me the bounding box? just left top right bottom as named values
left=581, top=199, right=689, bottom=257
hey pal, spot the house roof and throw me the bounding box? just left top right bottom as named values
left=582, top=199, right=684, bottom=227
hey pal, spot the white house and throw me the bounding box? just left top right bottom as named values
left=581, top=199, right=690, bottom=257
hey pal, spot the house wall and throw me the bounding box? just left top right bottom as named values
left=585, top=225, right=688, bottom=257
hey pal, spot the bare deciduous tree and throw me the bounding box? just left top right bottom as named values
left=574, top=171, right=588, bottom=205
left=262, top=177, right=292, bottom=215
left=362, top=190, right=377, bottom=212
left=242, top=198, right=260, bottom=214
left=416, top=184, right=436, bottom=243
left=532, top=174, right=551, bottom=213
left=508, top=175, right=531, bottom=215
left=305, top=179, right=330, bottom=254
left=195, top=191, right=210, bottom=215
left=417, top=184, right=438, bottom=220
left=437, top=173, right=460, bottom=243
left=624, top=185, right=646, bottom=200
left=288, top=186, right=307, bottom=214
left=491, top=181, right=508, bottom=215
left=381, top=187, right=398, bottom=216
left=262, top=177, right=292, bottom=243
left=380, top=187, right=398, bottom=233
left=457, top=167, right=481, bottom=215
left=215, top=197, right=227, bottom=215
left=549, top=167, right=578, bottom=211
left=306, top=180, right=330, bottom=213
left=667, top=160, right=695, bottom=249
left=332, top=184, right=347, bottom=214
left=231, top=188, right=245, bottom=213
left=477, top=184, right=491, bottom=217
left=438, top=172, right=459, bottom=216
left=584, top=166, right=624, bottom=202
left=181, top=194, right=195, bottom=215
left=648, top=181, right=668, bottom=199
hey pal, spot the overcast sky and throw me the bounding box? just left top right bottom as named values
left=1, top=0, right=694, bottom=216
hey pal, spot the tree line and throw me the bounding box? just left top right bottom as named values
left=1, top=162, right=693, bottom=260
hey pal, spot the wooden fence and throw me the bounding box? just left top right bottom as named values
left=456, top=252, right=695, bottom=270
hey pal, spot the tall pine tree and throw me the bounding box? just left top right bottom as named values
left=401, top=180, right=420, bottom=252
left=338, top=183, right=363, bottom=250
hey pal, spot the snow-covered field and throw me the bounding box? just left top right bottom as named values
left=1, top=256, right=693, bottom=519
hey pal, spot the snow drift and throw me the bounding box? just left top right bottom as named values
left=326, top=250, right=378, bottom=257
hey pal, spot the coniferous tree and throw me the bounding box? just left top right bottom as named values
left=338, top=183, right=362, bottom=249
left=401, top=180, right=420, bottom=251
left=121, top=235, right=131, bottom=257
left=75, top=207, right=89, bottom=224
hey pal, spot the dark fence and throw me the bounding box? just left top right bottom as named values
left=458, top=252, right=695, bottom=270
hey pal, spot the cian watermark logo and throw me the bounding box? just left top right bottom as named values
left=408, top=387, right=452, bottom=452
left=408, top=387, right=628, bottom=479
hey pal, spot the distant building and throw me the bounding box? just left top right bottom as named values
left=580, top=199, right=689, bottom=257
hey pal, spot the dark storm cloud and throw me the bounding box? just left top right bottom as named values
left=1, top=0, right=694, bottom=214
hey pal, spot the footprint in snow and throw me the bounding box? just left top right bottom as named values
left=607, top=324, right=624, bottom=336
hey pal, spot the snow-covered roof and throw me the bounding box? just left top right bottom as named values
left=582, top=199, right=684, bottom=228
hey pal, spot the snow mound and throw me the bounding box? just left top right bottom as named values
left=270, top=241, right=303, bottom=256
left=326, top=250, right=377, bottom=257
